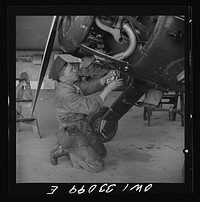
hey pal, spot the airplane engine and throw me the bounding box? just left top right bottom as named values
left=57, top=15, right=142, bottom=60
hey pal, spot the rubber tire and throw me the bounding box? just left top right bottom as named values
left=89, top=106, right=118, bottom=143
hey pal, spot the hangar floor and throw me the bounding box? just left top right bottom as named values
left=16, top=90, right=184, bottom=183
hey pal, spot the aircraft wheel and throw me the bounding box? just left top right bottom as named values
left=89, top=106, right=118, bottom=143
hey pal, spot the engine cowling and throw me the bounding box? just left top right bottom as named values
left=58, top=16, right=94, bottom=53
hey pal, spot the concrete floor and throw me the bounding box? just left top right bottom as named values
left=16, top=90, right=184, bottom=183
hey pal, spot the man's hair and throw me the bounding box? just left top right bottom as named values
left=57, top=65, right=67, bottom=82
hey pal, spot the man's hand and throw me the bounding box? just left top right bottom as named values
left=105, top=70, right=118, bottom=80
left=99, top=78, right=123, bottom=102
left=105, top=78, right=123, bottom=91
left=18, top=81, right=27, bottom=89
left=100, top=70, right=119, bottom=85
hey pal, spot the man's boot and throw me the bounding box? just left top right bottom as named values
left=50, top=144, right=68, bottom=166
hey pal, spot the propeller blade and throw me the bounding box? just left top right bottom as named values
left=31, top=16, right=59, bottom=117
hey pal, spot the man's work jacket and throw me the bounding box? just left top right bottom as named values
left=55, top=78, right=105, bottom=128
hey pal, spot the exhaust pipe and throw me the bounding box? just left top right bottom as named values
left=113, top=22, right=137, bottom=60
left=95, top=16, right=137, bottom=60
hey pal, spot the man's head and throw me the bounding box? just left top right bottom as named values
left=49, top=56, right=79, bottom=83
left=20, top=72, right=30, bottom=83
left=59, top=62, right=79, bottom=83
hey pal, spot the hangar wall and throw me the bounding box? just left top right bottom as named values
left=16, top=50, right=62, bottom=89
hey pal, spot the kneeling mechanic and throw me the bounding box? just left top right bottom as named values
left=49, top=56, right=123, bottom=172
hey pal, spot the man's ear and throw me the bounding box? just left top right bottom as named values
left=59, top=76, right=65, bottom=82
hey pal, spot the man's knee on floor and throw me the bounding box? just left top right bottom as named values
left=92, top=139, right=107, bottom=158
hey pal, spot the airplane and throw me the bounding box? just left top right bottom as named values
left=31, top=15, right=189, bottom=143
